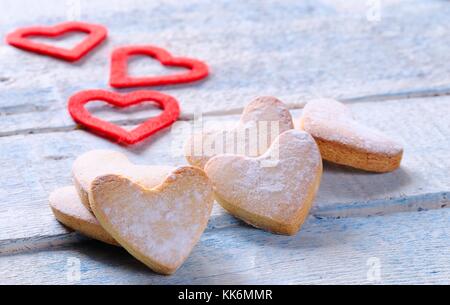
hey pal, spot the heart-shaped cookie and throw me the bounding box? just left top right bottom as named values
left=89, top=167, right=214, bottom=275
left=49, top=186, right=118, bottom=246
left=299, top=99, right=403, bottom=172
left=72, top=150, right=174, bottom=211
left=6, top=21, right=107, bottom=62
left=184, top=96, right=294, bottom=169
left=110, top=45, right=209, bottom=88
left=204, top=129, right=322, bottom=235
left=68, top=90, right=180, bottom=145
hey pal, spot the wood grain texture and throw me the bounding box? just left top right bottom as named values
left=1, top=208, right=448, bottom=284
left=0, top=95, right=449, bottom=247
left=2, top=0, right=450, bottom=135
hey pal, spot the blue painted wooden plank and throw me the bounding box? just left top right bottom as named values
left=2, top=0, right=450, bottom=134
left=1, top=208, right=448, bottom=284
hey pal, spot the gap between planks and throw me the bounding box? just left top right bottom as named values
left=2, top=86, right=450, bottom=138
left=1, top=207, right=449, bottom=284
left=1, top=191, right=449, bottom=256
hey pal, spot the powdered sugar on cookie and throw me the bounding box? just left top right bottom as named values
left=89, top=167, right=214, bottom=275
left=300, top=99, right=402, bottom=155
left=72, top=150, right=174, bottom=209
left=184, top=96, right=294, bottom=169
left=205, top=130, right=322, bottom=235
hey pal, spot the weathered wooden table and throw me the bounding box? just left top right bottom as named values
left=0, top=0, right=449, bottom=284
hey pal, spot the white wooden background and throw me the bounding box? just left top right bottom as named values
left=0, top=0, right=449, bottom=284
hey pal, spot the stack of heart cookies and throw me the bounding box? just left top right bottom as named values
left=49, top=96, right=403, bottom=275
left=185, top=96, right=402, bottom=236
left=185, top=96, right=323, bottom=235
left=49, top=150, right=214, bottom=275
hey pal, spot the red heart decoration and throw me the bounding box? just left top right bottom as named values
left=109, top=45, right=209, bottom=88
left=6, top=21, right=107, bottom=62
left=68, top=90, right=180, bottom=145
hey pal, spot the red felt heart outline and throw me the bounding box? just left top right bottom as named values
left=109, top=45, right=209, bottom=88
left=68, top=90, right=180, bottom=145
left=6, top=21, right=107, bottom=62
